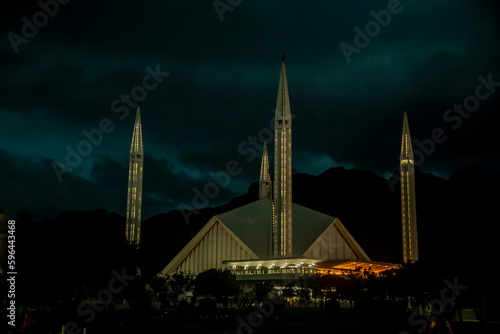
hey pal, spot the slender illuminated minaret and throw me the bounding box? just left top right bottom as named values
left=260, top=141, right=274, bottom=258
left=259, top=141, right=272, bottom=200
left=400, top=111, right=418, bottom=263
left=273, top=54, right=292, bottom=258
left=125, top=104, right=144, bottom=247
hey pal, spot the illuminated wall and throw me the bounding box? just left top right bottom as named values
left=302, top=220, right=362, bottom=260
left=162, top=219, right=257, bottom=275
left=125, top=106, right=144, bottom=246
left=160, top=201, right=372, bottom=276
left=400, top=112, right=418, bottom=263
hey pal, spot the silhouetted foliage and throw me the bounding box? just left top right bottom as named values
left=253, top=281, right=274, bottom=302
left=194, top=269, right=238, bottom=300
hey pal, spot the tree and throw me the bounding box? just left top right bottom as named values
left=148, top=275, right=168, bottom=302
left=297, top=277, right=312, bottom=306
left=166, top=272, right=193, bottom=305
left=282, top=281, right=296, bottom=305
left=305, top=274, right=324, bottom=306
left=194, top=269, right=238, bottom=300
left=254, top=281, right=274, bottom=302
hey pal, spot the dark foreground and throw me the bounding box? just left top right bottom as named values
left=11, top=307, right=500, bottom=334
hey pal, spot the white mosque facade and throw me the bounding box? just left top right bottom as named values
left=159, top=57, right=411, bottom=279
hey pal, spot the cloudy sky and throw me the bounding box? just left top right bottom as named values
left=1, top=0, right=499, bottom=220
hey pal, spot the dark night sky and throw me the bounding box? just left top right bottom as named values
left=1, top=0, right=499, bottom=221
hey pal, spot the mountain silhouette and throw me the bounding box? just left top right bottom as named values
left=11, top=166, right=498, bottom=302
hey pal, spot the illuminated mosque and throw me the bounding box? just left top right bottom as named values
left=125, top=56, right=418, bottom=280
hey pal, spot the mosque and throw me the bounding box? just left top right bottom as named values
left=125, top=56, right=418, bottom=281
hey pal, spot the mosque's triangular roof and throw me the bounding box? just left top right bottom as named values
left=161, top=199, right=371, bottom=275
left=217, top=198, right=347, bottom=258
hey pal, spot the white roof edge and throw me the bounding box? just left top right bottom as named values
left=160, top=216, right=219, bottom=275
left=160, top=215, right=260, bottom=275
left=333, top=218, right=371, bottom=261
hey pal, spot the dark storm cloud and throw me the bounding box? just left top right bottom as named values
left=0, top=147, right=239, bottom=220
left=0, top=149, right=115, bottom=218
left=144, top=151, right=245, bottom=216
left=1, top=0, right=499, bottom=219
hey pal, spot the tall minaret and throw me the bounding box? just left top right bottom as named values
left=125, top=104, right=144, bottom=247
left=260, top=141, right=274, bottom=258
left=259, top=141, right=272, bottom=200
left=273, top=54, right=293, bottom=258
left=400, top=111, right=418, bottom=263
